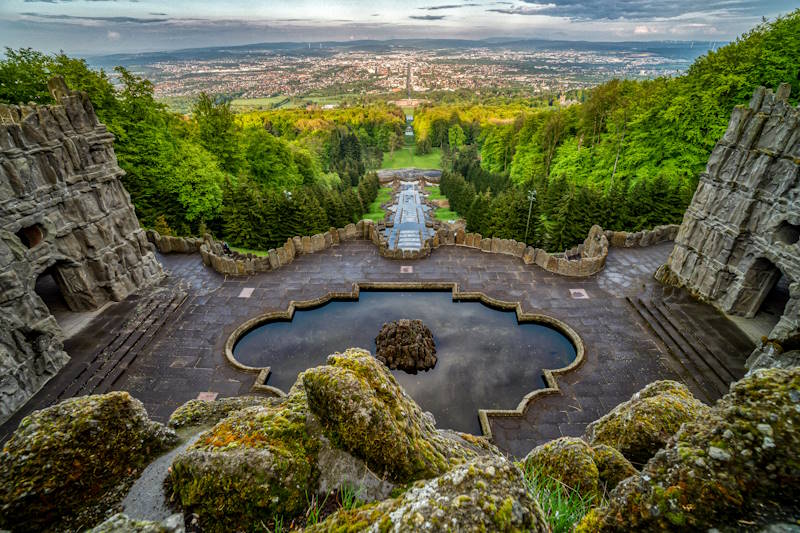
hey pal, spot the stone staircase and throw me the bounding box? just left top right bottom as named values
left=57, top=287, right=188, bottom=399
left=627, top=287, right=747, bottom=404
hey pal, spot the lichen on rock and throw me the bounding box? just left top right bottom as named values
left=168, top=383, right=320, bottom=533
left=168, top=348, right=497, bottom=532
left=591, top=444, right=637, bottom=492
left=522, top=437, right=636, bottom=498
left=302, top=455, right=549, bottom=532
left=0, top=391, right=178, bottom=533
left=523, top=437, right=600, bottom=496
left=582, top=380, right=709, bottom=465
left=88, top=513, right=184, bottom=533
left=576, top=367, right=800, bottom=532
left=167, top=395, right=278, bottom=429
left=302, top=348, right=490, bottom=482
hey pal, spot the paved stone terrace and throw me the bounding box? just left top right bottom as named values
left=1, top=241, right=754, bottom=458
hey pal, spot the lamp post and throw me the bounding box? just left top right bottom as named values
left=524, top=189, right=537, bottom=244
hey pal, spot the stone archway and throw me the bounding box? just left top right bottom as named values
left=730, top=258, right=785, bottom=318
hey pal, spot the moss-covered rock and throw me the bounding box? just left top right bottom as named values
left=592, top=444, right=637, bottom=491
left=302, top=348, right=491, bottom=482
left=168, top=383, right=320, bottom=533
left=523, top=437, right=636, bottom=498
left=583, top=380, right=709, bottom=465
left=0, top=392, right=177, bottom=533
left=303, top=455, right=549, bottom=532
left=88, top=513, right=184, bottom=533
left=576, top=368, right=800, bottom=532
left=524, top=437, right=600, bottom=496
left=167, top=395, right=277, bottom=429
left=168, top=348, right=499, bottom=532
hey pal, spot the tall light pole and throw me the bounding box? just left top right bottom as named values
left=524, top=189, right=537, bottom=244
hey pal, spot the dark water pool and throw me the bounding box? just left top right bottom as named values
left=233, top=290, right=576, bottom=434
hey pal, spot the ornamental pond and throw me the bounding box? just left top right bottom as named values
left=233, top=290, right=577, bottom=434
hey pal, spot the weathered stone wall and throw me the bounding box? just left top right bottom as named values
left=183, top=220, right=674, bottom=279
left=656, top=84, right=799, bottom=344
left=0, top=77, right=162, bottom=423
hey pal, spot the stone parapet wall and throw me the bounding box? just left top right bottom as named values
left=146, top=230, right=204, bottom=254
left=0, top=77, right=162, bottom=423
left=656, top=84, right=799, bottom=345
left=605, top=225, right=680, bottom=248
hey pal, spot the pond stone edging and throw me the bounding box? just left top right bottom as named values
left=221, top=281, right=586, bottom=440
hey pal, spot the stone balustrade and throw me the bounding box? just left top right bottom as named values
left=157, top=220, right=679, bottom=278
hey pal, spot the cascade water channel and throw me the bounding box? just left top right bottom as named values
left=384, top=181, right=435, bottom=251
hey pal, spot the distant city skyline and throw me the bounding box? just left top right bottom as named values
left=0, top=0, right=796, bottom=55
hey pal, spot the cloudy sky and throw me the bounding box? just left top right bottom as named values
left=0, top=0, right=796, bottom=55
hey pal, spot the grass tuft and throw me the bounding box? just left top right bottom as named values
left=521, top=462, right=601, bottom=533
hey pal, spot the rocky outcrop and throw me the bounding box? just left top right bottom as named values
left=656, top=84, right=799, bottom=346
left=523, top=437, right=636, bottom=498
left=89, top=513, right=184, bottom=533
left=0, top=77, right=163, bottom=424
left=582, top=380, right=710, bottom=465
left=375, top=319, right=437, bottom=373
left=167, top=395, right=277, bottom=429
left=0, top=392, right=177, bottom=532
left=576, top=367, right=800, bottom=531
left=168, top=348, right=498, bottom=532
left=303, top=455, right=549, bottom=533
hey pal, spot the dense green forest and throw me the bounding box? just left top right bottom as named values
left=424, top=11, right=800, bottom=251
left=1, top=10, right=798, bottom=253
left=0, top=52, right=385, bottom=249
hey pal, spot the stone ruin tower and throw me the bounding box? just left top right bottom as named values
left=656, top=83, right=799, bottom=348
left=0, top=77, right=162, bottom=423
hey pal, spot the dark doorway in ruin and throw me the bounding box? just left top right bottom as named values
left=15, top=224, right=44, bottom=249
left=34, top=266, right=74, bottom=318
left=732, top=258, right=788, bottom=319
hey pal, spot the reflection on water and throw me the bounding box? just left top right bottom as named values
left=234, top=291, right=576, bottom=434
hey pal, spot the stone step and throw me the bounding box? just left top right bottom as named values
left=660, top=298, right=748, bottom=379
left=643, top=300, right=731, bottom=399
left=626, top=296, right=720, bottom=404
left=85, top=290, right=188, bottom=396
left=57, top=288, right=187, bottom=400
left=652, top=300, right=741, bottom=384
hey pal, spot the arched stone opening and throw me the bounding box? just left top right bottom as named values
left=15, top=224, right=44, bottom=249
left=775, top=221, right=800, bottom=246
left=33, top=262, right=100, bottom=338
left=731, top=258, right=788, bottom=319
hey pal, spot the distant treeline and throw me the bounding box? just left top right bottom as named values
left=0, top=51, right=394, bottom=249
left=419, top=10, right=800, bottom=251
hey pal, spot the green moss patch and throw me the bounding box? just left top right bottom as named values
left=0, top=392, right=177, bottom=533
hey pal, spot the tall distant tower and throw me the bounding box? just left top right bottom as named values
left=406, top=64, right=411, bottom=99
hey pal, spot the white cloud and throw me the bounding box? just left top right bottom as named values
left=633, top=25, right=651, bottom=34
left=107, top=30, right=120, bottom=39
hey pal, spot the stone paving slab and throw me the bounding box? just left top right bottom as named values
left=1, top=241, right=755, bottom=457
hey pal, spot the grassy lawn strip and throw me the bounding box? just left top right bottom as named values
left=424, top=185, right=461, bottom=222
left=432, top=208, right=460, bottom=222
left=362, top=187, right=393, bottom=222
left=229, top=246, right=270, bottom=257
left=381, top=147, right=442, bottom=170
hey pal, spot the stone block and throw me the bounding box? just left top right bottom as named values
left=311, top=233, right=325, bottom=252
left=302, top=236, right=312, bottom=254
left=522, top=247, right=536, bottom=265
